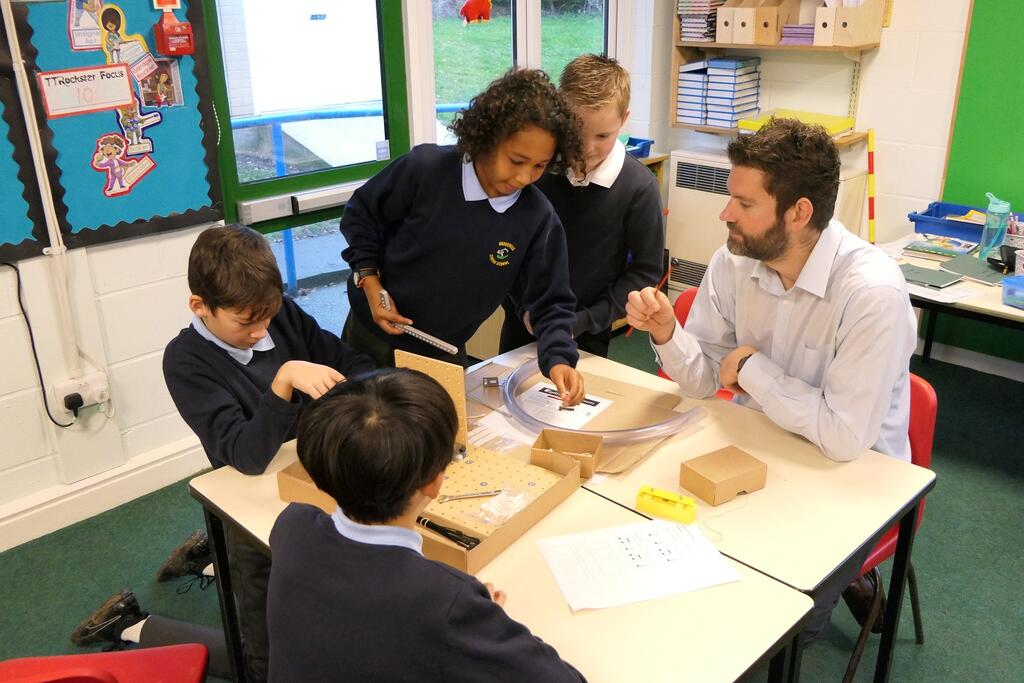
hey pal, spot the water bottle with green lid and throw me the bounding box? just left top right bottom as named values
left=979, top=192, right=1010, bottom=259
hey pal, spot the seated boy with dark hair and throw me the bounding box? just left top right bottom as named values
left=71, top=225, right=373, bottom=682
left=268, top=368, right=585, bottom=682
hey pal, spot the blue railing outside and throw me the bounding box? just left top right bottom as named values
left=231, top=102, right=467, bottom=294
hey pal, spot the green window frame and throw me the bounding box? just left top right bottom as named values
left=200, top=0, right=410, bottom=233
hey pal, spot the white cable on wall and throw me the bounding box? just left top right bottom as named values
left=2, top=0, right=82, bottom=379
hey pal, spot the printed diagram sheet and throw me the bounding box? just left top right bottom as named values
left=538, top=520, right=740, bottom=611
left=518, top=382, right=613, bottom=430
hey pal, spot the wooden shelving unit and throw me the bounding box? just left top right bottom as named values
left=676, top=41, right=879, bottom=52
left=669, top=10, right=881, bottom=145
left=670, top=123, right=868, bottom=148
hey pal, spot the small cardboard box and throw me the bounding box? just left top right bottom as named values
left=532, top=429, right=603, bottom=479
left=277, top=460, right=337, bottom=513
left=277, top=451, right=580, bottom=575
left=679, top=446, right=766, bottom=506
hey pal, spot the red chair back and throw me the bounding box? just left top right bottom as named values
left=0, top=644, right=208, bottom=683
left=860, top=372, right=937, bottom=574
left=657, top=288, right=698, bottom=381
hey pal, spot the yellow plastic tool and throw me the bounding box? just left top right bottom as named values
left=636, top=485, right=697, bottom=524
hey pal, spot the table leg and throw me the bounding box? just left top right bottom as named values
left=922, top=309, right=937, bottom=363
left=204, top=508, right=248, bottom=683
left=873, top=506, right=919, bottom=683
left=768, top=631, right=803, bottom=683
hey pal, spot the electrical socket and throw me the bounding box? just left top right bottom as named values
left=53, top=371, right=110, bottom=415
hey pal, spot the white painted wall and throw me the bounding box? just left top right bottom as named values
left=632, top=0, right=970, bottom=245
left=0, top=227, right=212, bottom=552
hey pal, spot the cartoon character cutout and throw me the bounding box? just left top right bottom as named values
left=460, top=0, right=492, bottom=24
left=100, top=6, right=126, bottom=63
left=91, top=134, right=156, bottom=197
left=116, top=95, right=162, bottom=155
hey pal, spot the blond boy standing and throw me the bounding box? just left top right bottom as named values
left=500, top=55, right=665, bottom=357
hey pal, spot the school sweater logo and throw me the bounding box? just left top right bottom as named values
left=489, top=241, right=516, bottom=267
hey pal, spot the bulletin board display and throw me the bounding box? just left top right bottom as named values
left=0, top=18, right=49, bottom=262
left=18, top=0, right=221, bottom=247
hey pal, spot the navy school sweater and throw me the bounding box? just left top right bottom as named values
left=340, top=144, right=579, bottom=374
left=534, top=153, right=664, bottom=337
left=267, top=504, right=587, bottom=683
left=162, top=297, right=374, bottom=474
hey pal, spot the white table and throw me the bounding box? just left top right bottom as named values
left=190, top=442, right=812, bottom=682
left=901, top=254, right=1024, bottom=360
left=478, top=490, right=812, bottom=683
left=483, top=346, right=935, bottom=682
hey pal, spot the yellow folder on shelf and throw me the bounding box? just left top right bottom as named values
left=737, top=109, right=855, bottom=135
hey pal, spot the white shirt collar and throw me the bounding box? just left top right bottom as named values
left=191, top=314, right=275, bottom=365
left=461, top=156, right=522, bottom=214
left=331, top=508, right=424, bottom=554
left=750, top=219, right=844, bottom=299
left=567, top=138, right=626, bottom=188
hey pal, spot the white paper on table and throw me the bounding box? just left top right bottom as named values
left=537, top=520, right=740, bottom=611
left=518, top=382, right=613, bottom=430
left=876, top=233, right=918, bottom=260
left=907, top=281, right=983, bottom=304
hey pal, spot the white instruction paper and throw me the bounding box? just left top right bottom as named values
left=519, top=382, right=613, bottom=430
left=538, top=519, right=740, bottom=611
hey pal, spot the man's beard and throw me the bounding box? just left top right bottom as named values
left=726, top=216, right=789, bottom=261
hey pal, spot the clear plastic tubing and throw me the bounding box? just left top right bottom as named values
left=501, top=358, right=707, bottom=446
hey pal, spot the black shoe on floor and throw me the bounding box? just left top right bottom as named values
left=156, top=529, right=212, bottom=582
left=842, top=573, right=884, bottom=634
left=70, top=589, right=148, bottom=646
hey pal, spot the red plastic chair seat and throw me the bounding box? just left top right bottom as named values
left=0, top=644, right=208, bottom=683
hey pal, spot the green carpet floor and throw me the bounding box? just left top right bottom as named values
left=1, top=331, right=1021, bottom=682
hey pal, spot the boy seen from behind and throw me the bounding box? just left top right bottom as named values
left=500, top=55, right=664, bottom=357
left=268, top=368, right=585, bottom=682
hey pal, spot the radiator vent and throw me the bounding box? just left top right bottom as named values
left=675, top=162, right=730, bottom=195
left=669, top=257, right=707, bottom=290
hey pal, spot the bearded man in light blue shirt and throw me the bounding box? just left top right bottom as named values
left=626, top=117, right=918, bottom=641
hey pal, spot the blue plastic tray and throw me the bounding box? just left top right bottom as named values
left=907, top=201, right=984, bottom=241
left=625, top=136, right=654, bottom=158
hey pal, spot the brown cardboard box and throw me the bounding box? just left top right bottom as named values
left=277, top=450, right=580, bottom=575
left=422, top=449, right=580, bottom=574
left=277, top=459, right=336, bottom=513
left=679, top=446, right=766, bottom=506
left=532, top=429, right=603, bottom=479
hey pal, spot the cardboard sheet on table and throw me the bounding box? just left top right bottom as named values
left=517, top=371, right=687, bottom=474
left=465, top=362, right=515, bottom=410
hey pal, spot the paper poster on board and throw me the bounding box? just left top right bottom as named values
left=140, top=59, right=184, bottom=107
left=68, top=0, right=103, bottom=51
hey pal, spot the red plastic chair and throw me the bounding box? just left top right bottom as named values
left=0, top=644, right=208, bottom=683
left=843, top=373, right=936, bottom=683
left=657, top=287, right=734, bottom=401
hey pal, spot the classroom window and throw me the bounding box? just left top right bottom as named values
left=432, top=0, right=515, bottom=139
left=540, top=0, right=609, bottom=79
left=203, top=0, right=410, bottom=231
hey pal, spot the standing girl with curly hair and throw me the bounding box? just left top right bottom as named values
left=340, top=68, right=586, bottom=404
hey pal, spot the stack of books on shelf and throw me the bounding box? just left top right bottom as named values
left=677, top=1, right=724, bottom=42
left=779, top=23, right=815, bottom=45
left=676, top=60, right=709, bottom=125
left=704, top=57, right=761, bottom=128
